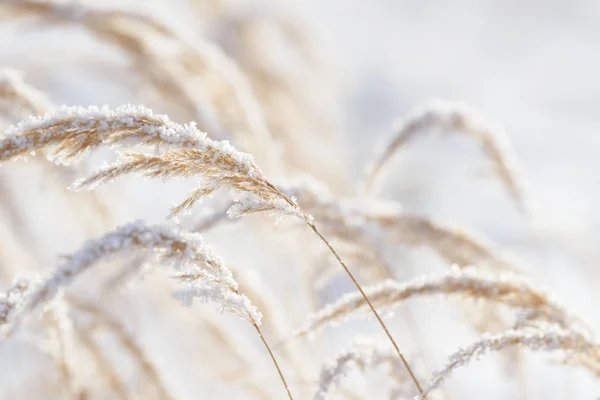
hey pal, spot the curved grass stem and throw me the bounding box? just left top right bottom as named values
left=252, top=321, right=294, bottom=400
left=306, top=221, right=425, bottom=397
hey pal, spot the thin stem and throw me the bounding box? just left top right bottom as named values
left=265, top=182, right=424, bottom=395
left=252, top=321, right=294, bottom=400
left=307, top=221, right=425, bottom=397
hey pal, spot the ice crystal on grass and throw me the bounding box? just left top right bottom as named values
left=296, top=267, right=577, bottom=339
left=420, top=327, right=600, bottom=398
left=22, top=222, right=245, bottom=319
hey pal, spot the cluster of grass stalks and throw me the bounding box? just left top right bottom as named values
left=0, top=0, right=598, bottom=399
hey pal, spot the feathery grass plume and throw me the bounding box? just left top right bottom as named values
left=75, top=152, right=425, bottom=395
left=0, top=105, right=211, bottom=164
left=2, top=0, right=280, bottom=169
left=420, top=326, right=600, bottom=398
left=7, top=221, right=293, bottom=399
left=16, top=222, right=240, bottom=313
left=172, top=176, right=519, bottom=287
left=68, top=296, right=174, bottom=400
left=363, top=100, right=528, bottom=213
left=3, top=106, right=424, bottom=396
left=101, top=243, right=307, bottom=378
left=315, top=338, right=411, bottom=400
left=0, top=68, right=51, bottom=119
left=295, top=267, right=581, bottom=339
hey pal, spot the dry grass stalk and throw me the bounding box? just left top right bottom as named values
left=369, top=213, right=522, bottom=273
left=287, top=177, right=521, bottom=280
left=295, top=268, right=579, bottom=339
left=0, top=68, right=113, bottom=236
left=0, top=68, right=51, bottom=119
left=0, top=105, right=207, bottom=164
left=71, top=323, right=129, bottom=400
left=3, top=221, right=292, bottom=399
left=0, top=0, right=210, bottom=127
left=17, top=222, right=245, bottom=314
left=68, top=296, right=173, bottom=400
left=421, top=326, right=600, bottom=398
left=2, top=0, right=279, bottom=169
left=199, top=317, right=273, bottom=399
left=363, top=100, right=528, bottom=213
left=315, top=339, right=410, bottom=400
left=80, top=150, right=425, bottom=393
left=173, top=177, right=519, bottom=289
left=2, top=105, right=424, bottom=396
left=207, top=5, right=345, bottom=184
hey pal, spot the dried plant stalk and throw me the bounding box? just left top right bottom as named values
left=68, top=296, right=173, bottom=400
left=3, top=221, right=293, bottom=399
left=363, top=100, right=528, bottom=213
left=287, top=177, right=521, bottom=281
left=1, top=0, right=279, bottom=169
left=369, top=213, right=522, bottom=273
left=2, top=105, right=424, bottom=396
left=43, top=299, right=78, bottom=398
left=206, top=5, right=345, bottom=184
left=0, top=68, right=113, bottom=236
left=0, top=105, right=207, bottom=163
left=295, top=268, right=579, bottom=339
left=0, top=68, right=51, bottom=119
left=421, top=327, right=600, bottom=397
left=72, top=323, right=129, bottom=400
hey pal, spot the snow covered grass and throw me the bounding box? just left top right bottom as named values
left=0, top=0, right=598, bottom=399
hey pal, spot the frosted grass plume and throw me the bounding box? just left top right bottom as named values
left=6, top=221, right=293, bottom=398
left=285, top=176, right=522, bottom=281
left=0, top=104, right=208, bottom=163
left=295, top=267, right=580, bottom=339
left=21, top=221, right=247, bottom=319
left=2, top=104, right=425, bottom=395
left=364, top=100, right=528, bottom=213
left=0, top=103, right=298, bottom=218
left=420, top=326, right=600, bottom=398
left=2, top=0, right=279, bottom=169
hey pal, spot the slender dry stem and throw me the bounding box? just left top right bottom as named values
left=306, top=221, right=425, bottom=396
